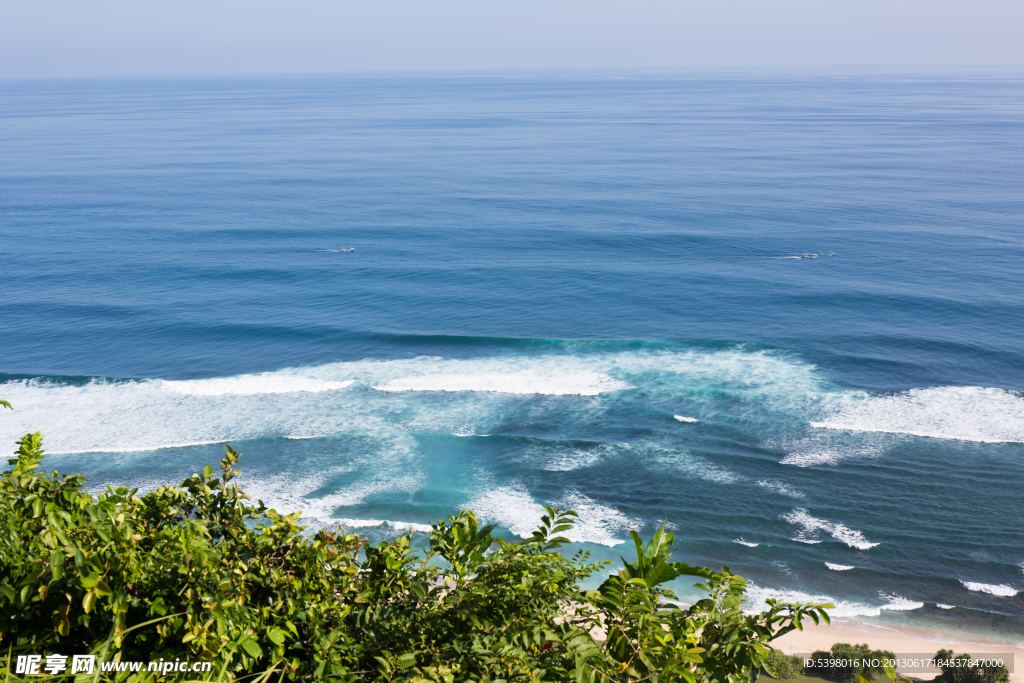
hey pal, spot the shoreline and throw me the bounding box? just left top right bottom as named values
left=773, top=618, right=1023, bottom=683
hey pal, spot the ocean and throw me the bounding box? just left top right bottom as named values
left=1, top=72, right=1022, bottom=642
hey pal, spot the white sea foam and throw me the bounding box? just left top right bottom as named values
left=159, top=376, right=354, bottom=396
left=757, top=480, right=805, bottom=499
left=782, top=508, right=879, bottom=550
left=642, top=445, right=739, bottom=484
left=733, top=539, right=759, bottom=547
left=542, top=447, right=606, bottom=472
left=0, top=375, right=374, bottom=453
left=811, top=386, right=1024, bottom=443
left=465, top=485, right=635, bottom=547
left=959, top=581, right=1019, bottom=597
left=674, top=415, right=699, bottom=423
left=937, top=603, right=956, bottom=609
left=826, top=563, right=854, bottom=571
left=376, top=370, right=630, bottom=396
left=775, top=432, right=884, bottom=467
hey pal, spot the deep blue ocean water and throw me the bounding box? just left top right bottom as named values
left=2, top=73, right=1023, bottom=641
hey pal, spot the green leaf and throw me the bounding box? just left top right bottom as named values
left=241, top=638, right=262, bottom=659
left=50, top=550, right=65, bottom=581
left=82, top=589, right=96, bottom=613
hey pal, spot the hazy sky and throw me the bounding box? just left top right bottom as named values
left=2, top=0, right=1022, bottom=78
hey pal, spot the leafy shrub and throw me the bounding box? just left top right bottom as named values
left=1, top=427, right=837, bottom=682
left=808, top=643, right=896, bottom=683
left=935, top=649, right=1009, bottom=683
left=763, top=648, right=805, bottom=680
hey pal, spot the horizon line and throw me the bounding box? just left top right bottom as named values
left=4, top=63, right=1024, bottom=83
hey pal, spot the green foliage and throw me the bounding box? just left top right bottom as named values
left=808, top=644, right=896, bottom=683
left=762, top=648, right=804, bottom=680
left=1, top=427, right=837, bottom=682
left=935, top=650, right=1009, bottom=683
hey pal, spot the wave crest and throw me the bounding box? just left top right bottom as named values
left=826, top=563, right=854, bottom=571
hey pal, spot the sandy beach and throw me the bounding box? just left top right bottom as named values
left=774, top=619, right=1023, bottom=682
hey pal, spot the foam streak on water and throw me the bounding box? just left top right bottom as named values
left=782, top=508, right=880, bottom=550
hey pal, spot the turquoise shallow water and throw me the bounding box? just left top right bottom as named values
left=1, top=72, right=1023, bottom=640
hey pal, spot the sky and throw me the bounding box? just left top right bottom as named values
left=1, top=0, right=1022, bottom=79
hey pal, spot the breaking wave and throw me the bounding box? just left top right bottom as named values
left=960, top=581, right=1019, bottom=597
left=811, top=386, right=1024, bottom=443
left=879, top=594, right=924, bottom=611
